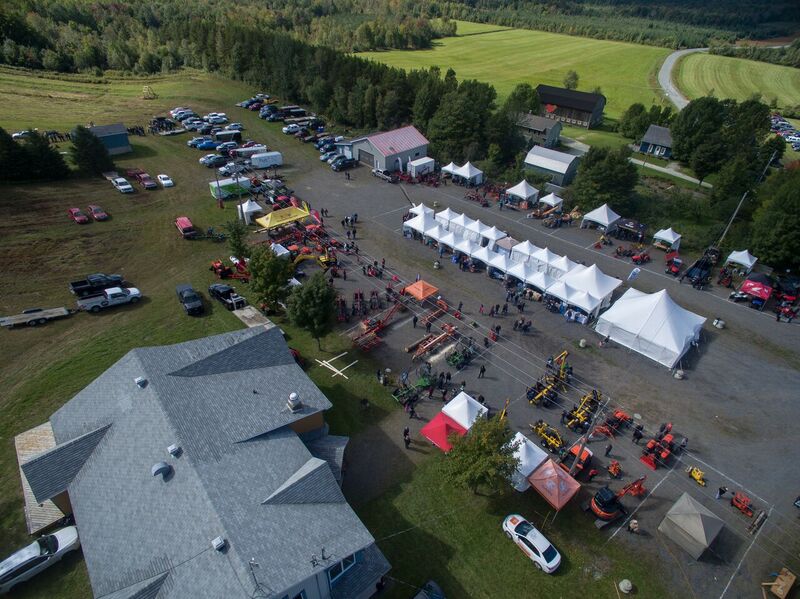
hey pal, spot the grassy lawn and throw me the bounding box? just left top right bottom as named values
left=359, top=21, right=671, bottom=118
left=674, top=53, right=800, bottom=108
left=359, top=455, right=667, bottom=598
left=561, top=122, right=630, bottom=150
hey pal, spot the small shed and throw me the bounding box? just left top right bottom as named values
left=639, top=125, right=673, bottom=159
left=87, top=123, right=131, bottom=156
left=658, top=493, right=724, bottom=560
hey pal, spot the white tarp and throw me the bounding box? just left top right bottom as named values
left=506, top=180, right=539, bottom=202
left=654, top=227, right=682, bottom=250
left=547, top=281, right=603, bottom=315
left=237, top=199, right=264, bottom=224
left=562, top=264, right=622, bottom=306
left=539, top=192, right=564, bottom=208
left=270, top=243, right=290, bottom=257
left=442, top=392, right=488, bottom=430
left=726, top=250, right=757, bottom=271
left=455, top=161, right=484, bottom=184
left=526, top=271, right=557, bottom=292
left=441, top=162, right=458, bottom=175
left=595, top=289, right=706, bottom=369
left=409, top=203, right=434, bottom=217
left=509, top=432, right=548, bottom=492
left=581, top=203, right=621, bottom=231
left=511, top=240, right=540, bottom=262
left=403, top=213, right=437, bottom=234
left=435, top=207, right=459, bottom=228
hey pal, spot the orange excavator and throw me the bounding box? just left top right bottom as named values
left=585, top=476, right=647, bottom=529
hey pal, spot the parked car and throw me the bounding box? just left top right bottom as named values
left=0, top=526, right=80, bottom=594
left=136, top=173, right=157, bottom=189
left=219, top=162, right=246, bottom=177
left=169, top=106, right=190, bottom=117
left=331, top=158, right=357, bottom=172
left=226, top=123, right=244, bottom=131
left=176, top=284, right=204, bottom=315
left=175, top=216, right=198, bottom=239
left=327, top=153, right=345, bottom=164
left=216, top=141, right=239, bottom=156
left=111, top=177, right=134, bottom=193
left=248, top=102, right=263, bottom=111
left=77, top=287, right=142, bottom=312
left=208, top=283, right=247, bottom=310
left=502, top=514, right=561, bottom=573
left=157, top=174, right=174, bottom=187
left=208, top=115, right=228, bottom=125
left=198, top=124, right=213, bottom=135
left=197, top=139, right=221, bottom=150
left=187, top=136, right=211, bottom=147
left=203, top=155, right=227, bottom=168
left=282, top=124, right=300, bottom=134
left=69, top=273, right=124, bottom=297
left=87, top=205, right=109, bottom=221
left=67, top=207, right=89, bottom=224
left=199, top=153, right=223, bottom=165
left=320, top=150, right=339, bottom=162
left=372, top=168, right=398, bottom=183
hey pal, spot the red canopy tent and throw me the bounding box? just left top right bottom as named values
left=527, top=459, right=581, bottom=510
left=740, top=276, right=773, bottom=301
left=420, top=412, right=467, bottom=452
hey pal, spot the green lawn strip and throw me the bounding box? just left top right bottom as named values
left=358, top=454, right=666, bottom=598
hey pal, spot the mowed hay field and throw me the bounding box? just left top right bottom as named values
left=359, top=21, right=671, bottom=118
left=675, top=53, right=800, bottom=108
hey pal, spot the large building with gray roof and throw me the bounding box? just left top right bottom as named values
left=19, top=326, right=389, bottom=599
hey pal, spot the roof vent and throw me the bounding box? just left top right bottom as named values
left=212, top=536, right=227, bottom=551
left=134, top=377, right=148, bottom=388
left=287, top=392, right=302, bottom=413
left=151, top=462, right=173, bottom=480
left=167, top=444, right=182, bottom=458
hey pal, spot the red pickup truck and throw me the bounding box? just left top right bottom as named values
left=127, top=169, right=158, bottom=190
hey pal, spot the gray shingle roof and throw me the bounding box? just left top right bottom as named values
left=21, top=424, right=111, bottom=504
left=330, top=544, right=391, bottom=599
left=536, top=85, right=606, bottom=113
left=517, top=114, right=556, bottom=133
left=641, top=124, right=673, bottom=148
left=304, top=435, right=349, bottom=483
left=47, top=327, right=383, bottom=599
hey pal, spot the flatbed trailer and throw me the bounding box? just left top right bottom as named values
left=1, top=307, right=72, bottom=329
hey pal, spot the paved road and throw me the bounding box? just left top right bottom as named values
left=657, top=47, right=707, bottom=110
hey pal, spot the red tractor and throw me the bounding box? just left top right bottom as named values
left=631, top=250, right=651, bottom=265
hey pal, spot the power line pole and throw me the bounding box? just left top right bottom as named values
left=716, top=150, right=776, bottom=247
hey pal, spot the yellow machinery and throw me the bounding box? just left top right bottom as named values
left=529, top=382, right=557, bottom=407
left=685, top=465, right=706, bottom=486
left=544, top=350, right=571, bottom=390
left=292, top=248, right=337, bottom=269
left=565, top=390, right=601, bottom=432
left=530, top=419, right=564, bottom=453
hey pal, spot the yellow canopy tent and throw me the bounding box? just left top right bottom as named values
left=404, top=280, right=439, bottom=301
left=255, top=206, right=311, bottom=230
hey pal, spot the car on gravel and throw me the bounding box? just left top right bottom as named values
left=331, top=157, right=357, bottom=172
left=372, top=168, right=398, bottom=183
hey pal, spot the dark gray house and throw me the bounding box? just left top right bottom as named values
left=638, top=124, right=673, bottom=159
left=517, top=113, right=562, bottom=148
left=536, top=85, right=606, bottom=129
left=19, top=326, right=389, bottom=599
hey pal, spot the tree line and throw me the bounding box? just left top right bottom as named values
left=709, top=39, right=800, bottom=69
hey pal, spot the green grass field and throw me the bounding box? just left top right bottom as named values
left=359, top=21, right=671, bottom=118
left=675, top=53, right=800, bottom=108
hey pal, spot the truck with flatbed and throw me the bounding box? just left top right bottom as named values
left=77, top=287, right=142, bottom=312
left=69, top=273, right=124, bottom=297
left=1, top=307, right=73, bottom=329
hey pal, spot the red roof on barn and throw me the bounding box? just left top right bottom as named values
left=366, top=125, right=429, bottom=157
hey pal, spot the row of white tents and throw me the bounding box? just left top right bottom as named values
left=441, top=161, right=484, bottom=185
left=404, top=202, right=706, bottom=369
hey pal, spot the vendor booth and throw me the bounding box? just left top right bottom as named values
left=408, top=156, right=435, bottom=178
left=420, top=412, right=467, bottom=452
left=465, top=219, right=491, bottom=244
left=435, top=207, right=459, bottom=229
left=530, top=247, right=560, bottom=273
left=726, top=249, right=757, bottom=273
left=529, top=192, right=564, bottom=218
left=527, top=271, right=557, bottom=294
left=404, top=280, right=439, bottom=301
left=505, top=180, right=540, bottom=209
left=403, top=212, right=437, bottom=235
left=494, top=236, right=520, bottom=258
left=658, top=493, right=724, bottom=560
left=454, top=237, right=478, bottom=256
left=255, top=205, right=313, bottom=230
left=442, top=392, right=488, bottom=430
left=547, top=255, right=579, bottom=278
left=562, top=264, right=622, bottom=309
left=739, top=272, right=774, bottom=309
left=527, top=459, right=580, bottom=510
left=594, top=288, right=706, bottom=369
left=409, top=202, right=434, bottom=217
left=614, top=218, right=647, bottom=242
left=507, top=262, right=537, bottom=285
left=482, top=226, right=507, bottom=249
left=441, top=162, right=458, bottom=176
left=438, top=231, right=458, bottom=250
left=449, top=213, right=475, bottom=237
left=653, top=227, right=682, bottom=251
left=546, top=281, right=602, bottom=319
left=511, top=240, right=540, bottom=263
left=454, top=162, right=484, bottom=185
left=581, top=203, right=621, bottom=232
left=237, top=199, right=264, bottom=225
left=509, top=433, right=548, bottom=492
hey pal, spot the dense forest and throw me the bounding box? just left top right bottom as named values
left=710, top=39, right=800, bottom=68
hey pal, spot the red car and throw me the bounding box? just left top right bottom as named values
left=88, top=205, right=109, bottom=221
left=138, top=173, right=157, bottom=189
left=68, top=207, right=89, bottom=224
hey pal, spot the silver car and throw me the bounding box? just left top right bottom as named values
left=0, top=526, right=80, bottom=593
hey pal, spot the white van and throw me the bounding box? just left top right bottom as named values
left=250, top=151, right=283, bottom=169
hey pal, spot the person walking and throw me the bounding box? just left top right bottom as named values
left=604, top=443, right=613, bottom=457
left=502, top=303, right=508, bottom=316
left=478, top=365, right=486, bottom=379
left=412, top=315, right=418, bottom=328
left=459, top=381, right=466, bottom=392
left=403, top=427, right=411, bottom=449
left=457, top=301, right=463, bottom=312
left=715, top=486, right=729, bottom=500
left=408, top=402, right=417, bottom=419
left=441, top=388, right=448, bottom=403
left=489, top=305, right=495, bottom=317
left=632, top=428, right=643, bottom=444
left=479, top=304, right=485, bottom=315
left=342, top=269, right=347, bottom=281
left=627, top=519, right=639, bottom=534
left=445, top=372, right=452, bottom=386
left=437, top=372, right=445, bottom=389
left=425, top=321, right=432, bottom=334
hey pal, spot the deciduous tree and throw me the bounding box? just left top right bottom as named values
left=248, top=245, right=295, bottom=312
left=24, top=130, right=69, bottom=180
left=286, top=272, right=336, bottom=350
left=563, top=70, right=579, bottom=90
left=571, top=147, right=639, bottom=211
left=751, top=169, right=800, bottom=270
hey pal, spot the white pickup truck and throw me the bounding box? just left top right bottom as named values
left=77, top=287, right=142, bottom=312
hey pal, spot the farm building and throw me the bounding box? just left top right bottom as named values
left=524, top=146, right=580, bottom=186
left=536, top=85, right=606, bottom=129
left=517, top=113, right=561, bottom=148
left=339, top=125, right=429, bottom=172
left=638, top=124, right=673, bottom=159
left=87, top=123, right=132, bottom=155
left=15, top=326, right=390, bottom=599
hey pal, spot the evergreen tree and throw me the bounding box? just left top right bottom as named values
left=286, top=272, right=336, bottom=350
left=224, top=219, right=250, bottom=261
left=247, top=245, right=295, bottom=312
left=0, top=127, right=29, bottom=181
left=502, top=83, right=539, bottom=119
left=23, top=130, right=69, bottom=180
left=69, top=125, right=114, bottom=175
left=689, top=134, right=726, bottom=184
left=751, top=169, right=800, bottom=270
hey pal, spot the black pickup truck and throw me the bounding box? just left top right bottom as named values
left=69, top=273, right=124, bottom=297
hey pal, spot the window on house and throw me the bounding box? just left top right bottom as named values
left=328, top=553, right=357, bottom=584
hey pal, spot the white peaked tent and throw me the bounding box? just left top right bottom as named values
left=439, top=231, right=458, bottom=248
left=654, top=227, right=682, bottom=250
left=548, top=255, right=579, bottom=278
left=470, top=246, right=494, bottom=264
left=595, top=289, right=706, bottom=369
left=726, top=249, right=758, bottom=271
left=530, top=247, right=559, bottom=271
left=409, top=202, right=434, bottom=216
left=455, top=237, right=478, bottom=255
left=441, top=162, right=458, bottom=175
left=507, top=261, right=537, bottom=283
left=563, top=264, right=622, bottom=308
left=270, top=243, right=291, bottom=258
left=442, top=392, right=488, bottom=430
left=511, top=240, right=540, bottom=263
left=455, top=162, right=484, bottom=184
left=449, top=213, right=475, bottom=237
left=403, top=212, right=437, bottom=234
left=582, top=203, right=621, bottom=231
left=237, top=199, right=264, bottom=225
left=509, top=433, right=548, bottom=492
left=539, top=192, right=564, bottom=209
left=547, top=281, right=602, bottom=315
left=506, top=180, right=540, bottom=202
left=483, top=226, right=507, bottom=241
left=424, top=223, right=447, bottom=241
left=489, top=252, right=513, bottom=272
left=465, top=219, right=491, bottom=242
left=658, top=493, right=724, bottom=560
left=527, top=271, right=557, bottom=292
left=435, top=207, right=459, bottom=228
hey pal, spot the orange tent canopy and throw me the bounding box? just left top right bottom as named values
left=527, top=459, right=581, bottom=510
left=404, top=280, right=439, bottom=301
